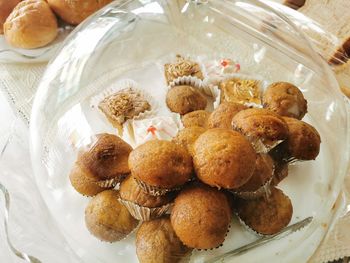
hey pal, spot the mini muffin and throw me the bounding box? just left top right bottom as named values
left=232, top=108, right=289, bottom=152
left=0, top=0, right=21, bottom=34
left=119, top=176, right=175, bottom=221
left=193, top=129, right=256, bottom=189
left=234, top=154, right=274, bottom=199
left=263, top=82, right=307, bottom=120
left=4, top=0, right=58, bottom=49
left=69, top=134, right=132, bottom=195
left=166, top=85, right=207, bottom=115
left=173, top=127, right=206, bottom=156
left=182, top=110, right=210, bottom=128
left=282, top=117, right=321, bottom=160
left=136, top=217, right=192, bottom=263
left=85, top=190, right=138, bottom=242
left=164, top=55, right=204, bottom=84
left=235, top=187, right=293, bottom=235
left=171, top=184, right=232, bottom=249
left=98, top=87, right=151, bottom=133
left=69, top=164, right=109, bottom=196
left=48, top=0, right=113, bottom=25
left=207, top=102, right=247, bottom=129
left=129, top=140, right=193, bottom=195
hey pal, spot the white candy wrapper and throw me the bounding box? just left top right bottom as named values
left=123, top=113, right=183, bottom=148
left=213, top=73, right=269, bottom=108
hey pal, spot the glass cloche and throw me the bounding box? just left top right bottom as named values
left=29, top=0, right=350, bottom=262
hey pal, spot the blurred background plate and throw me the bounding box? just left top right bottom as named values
left=0, top=23, right=73, bottom=64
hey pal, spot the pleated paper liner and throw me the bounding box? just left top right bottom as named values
left=235, top=213, right=270, bottom=238
left=168, top=75, right=221, bottom=111
left=232, top=176, right=273, bottom=200
left=213, top=73, right=269, bottom=108
left=134, top=177, right=182, bottom=197
left=232, top=125, right=285, bottom=153
left=90, top=79, right=158, bottom=136
left=195, top=223, right=232, bottom=251
left=95, top=173, right=129, bottom=188
left=118, top=198, right=173, bottom=221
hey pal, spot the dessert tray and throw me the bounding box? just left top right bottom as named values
left=27, top=0, right=350, bottom=263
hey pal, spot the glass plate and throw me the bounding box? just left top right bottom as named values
left=28, top=0, right=350, bottom=262
left=0, top=23, right=73, bottom=63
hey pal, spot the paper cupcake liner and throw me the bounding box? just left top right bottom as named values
left=232, top=125, right=285, bottom=153
left=134, top=177, right=181, bottom=196
left=214, top=73, right=270, bottom=108
left=95, top=173, right=129, bottom=188
left=271, top=163, right=289, bottom=186
left=118, top=198, right=173, bottom=221
left=231, top=174, right=274, bottom=200
left=90, top=79, right=158, bottom=131
left=195, top=223, right=231, bottom=251
left=282, top=156, right=307, bottom=166
left=235, top=213, right=270, bottom=238
left=168, top=75, right=222, bottom=112
left=168, top=75, right=203, bottom=90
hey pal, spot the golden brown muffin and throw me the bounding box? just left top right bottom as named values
left=171, top=184, right=232, bottom=249
left=263, top=82, right=307, bottom=120
left=85, top=190, right=138, bottom=242
left=181, top=110, right=210, bottom=128
left=119, top=176, right=174, bottom=208
left=4, top=0, right=58, bottom=49
left=129, top=140, right=193, bottom=192
left=166, top=85, right=207, bottom=115
left=69, top=164, right=109, bottom=196
left=193, top=129, right=256, bottom=189
left=283, top=117, right=321, bottom=160
left=164, top=55, right=204, bottom=84
left=0, top=0, right=21, bottom=34
left=207, top=102, right=247, bottom=129
left=76, top=133, right=132, bottom=182
left=47, top=0, right=113, bottom=25
left=119, top=176, right=175, bottom=221
left=235, top=187, right=293, bottom=235
left=236, top=154, right=274, bottom=195
left=136, top=217, right=192, bottom=263
left=232, top=108, right=289, bottom=150
left=173, top=127, right=206, bottom=156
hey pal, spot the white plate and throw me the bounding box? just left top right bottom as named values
left=0, top=24, right=73, bottom=63
left=31, top=59, right=346, bottom=263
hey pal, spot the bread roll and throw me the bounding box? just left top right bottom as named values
left=0, top=0, right=21, bottom=34
left=47, top=0, right=113, bottom=25
left=4, top=0, right=58, bottom=49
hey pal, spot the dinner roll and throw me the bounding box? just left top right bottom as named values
left=4, top=0, right=58, bottom=49
left=0, top=0, right=21, bottom=34
left=47, top=0, right=113, bottom=25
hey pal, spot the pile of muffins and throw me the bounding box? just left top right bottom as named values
left=69, top=55, right=321, bottom=262
left=1, top=0, right=113, bottom=49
